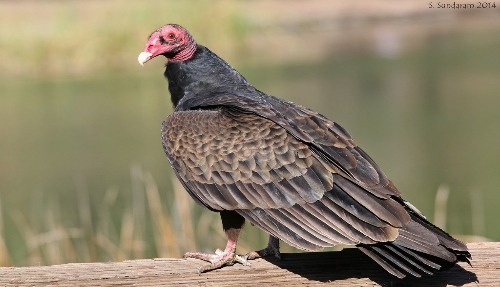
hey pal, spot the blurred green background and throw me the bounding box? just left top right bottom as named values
left=1, top=0, right=499, bottom=266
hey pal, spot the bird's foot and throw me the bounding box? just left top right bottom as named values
left=245, top=235, right=281, bottom=260
left=184, top=249, right=251, bottom=273
left=245, top=245, right=281, bottom=260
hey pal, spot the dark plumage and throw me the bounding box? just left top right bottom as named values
left=138, top=24, right=470, bottom=278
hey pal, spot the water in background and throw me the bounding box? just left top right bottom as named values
left=1, top=12, right=500, bottom=265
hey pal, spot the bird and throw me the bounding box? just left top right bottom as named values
left=138, top=23, right=471, bottom=278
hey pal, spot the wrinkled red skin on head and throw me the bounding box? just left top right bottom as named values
left=142, top=24, right=196, bottom=62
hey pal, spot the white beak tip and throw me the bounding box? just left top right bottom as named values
left=138, top=52, right=153, bottom=66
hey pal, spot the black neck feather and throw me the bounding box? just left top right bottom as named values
left=164, top=45, right=250, bottom=109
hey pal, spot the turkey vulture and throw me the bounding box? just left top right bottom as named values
left=138, top=24, right=470, bottom=278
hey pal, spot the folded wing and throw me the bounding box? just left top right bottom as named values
left=162, top=108, right=409, bottom=250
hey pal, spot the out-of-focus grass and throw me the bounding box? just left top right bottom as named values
left=3, top=0, right=498, bottom=79
left=0, top=172, right=486, bottom=267
left=0, top=166, right=238, bottom=266
left=0, top=0, right=247, bottom=79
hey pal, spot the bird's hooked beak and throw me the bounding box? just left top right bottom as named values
left=138, top=33, right=163, bottom=66
left=138, top=52, right=153, bottom=66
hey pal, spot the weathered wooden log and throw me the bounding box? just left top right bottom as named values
left=0, top=242, right=496, bottom=286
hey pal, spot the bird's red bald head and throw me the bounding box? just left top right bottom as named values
left=138, top=24, right=196, bottom=65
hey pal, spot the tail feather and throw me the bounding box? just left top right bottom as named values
left=392, top=244, right=442, bottom=270
left=358, top=245, right=406, bottom=278
left=358, top=212, right=471, bottom=278
left=358, top=244, right=434, bottom=278
left=384, top=245, right=434, bottom=275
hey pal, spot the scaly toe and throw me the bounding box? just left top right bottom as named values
left=235, top=254, right=252, bottom=267
left=184, top=251, right=219, bottom=262
left=199, top=256, right=235, bottom=273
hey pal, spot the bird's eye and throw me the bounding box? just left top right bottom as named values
left=167, top=33, right=175, bottom=39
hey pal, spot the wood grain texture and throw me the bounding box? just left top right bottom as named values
left=0, top=242, right=494, bottom=286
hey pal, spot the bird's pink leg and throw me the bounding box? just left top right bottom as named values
left=184, top=228, right=249, bottom=272
left=245, top=235, right=281, bottom=260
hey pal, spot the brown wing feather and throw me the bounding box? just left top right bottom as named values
left=177, top=93, right=400, bottom=198
left=162, top=108, right=406, bottom=249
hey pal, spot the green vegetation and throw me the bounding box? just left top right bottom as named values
left=0, top=1, right=249, bottom=79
